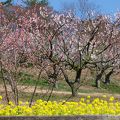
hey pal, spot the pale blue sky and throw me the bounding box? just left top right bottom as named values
left=0, top=0, right=120, bottom=15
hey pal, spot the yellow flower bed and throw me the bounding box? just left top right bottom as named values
left=0, top=95, right=120, bottom=116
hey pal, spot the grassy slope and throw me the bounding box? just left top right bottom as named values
left=18, top=72, right=120, bottom=94
left=0, top=70, right=120, bottom=102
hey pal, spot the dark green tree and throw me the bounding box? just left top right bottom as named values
left=22, top=0, right=48, bottom=6
left=1, top=0, right=13, bottom=6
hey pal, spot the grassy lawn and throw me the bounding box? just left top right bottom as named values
left=17, top=72, right=120, bottom=94
left=0, top=71, right=120, bottom=101
left=7, top=91, right=120, bottom=102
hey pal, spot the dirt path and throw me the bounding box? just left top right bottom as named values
left=0, top=85, right=120, bottom=98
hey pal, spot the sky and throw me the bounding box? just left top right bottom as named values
left=49, top=0, right=120, bottom=15
left=0, top=0, right=120, bottom=15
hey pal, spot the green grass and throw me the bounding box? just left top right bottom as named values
left=17, top=72, right=120, bottom=94
left=18, top=72, right=71, bottom=91
left=1, top=71, right=120, bottom=95
left=18, top=72, right=49, bottom=87
left=101, top=81, right=120, bottom=94
left=12, top=91, right=120, bottom=103
left=20, top=78, right=49, bottom=87
left=18, top=92, right=72, bottom=102
left=78, top=88, right=104, bottom=93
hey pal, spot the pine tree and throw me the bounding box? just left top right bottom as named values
left=1, top=0, right=13, bottom=6
left=23, top=0, right=48, bottom=6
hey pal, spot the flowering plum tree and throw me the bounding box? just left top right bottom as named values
left=88, top=15, right=120, bottom=87
left=0, top=4, right=36, bottom=104
left=1, top=3, right=120, bottom=99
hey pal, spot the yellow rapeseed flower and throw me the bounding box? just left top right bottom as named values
left=0, top=96, right=2, bottom=100
left=0, top=95, right=120, bottom=116
left=102, top=95, right=107, bottom=98
left=109, top=96, right=114, bottom=102
left=87, top=95, right=91, bottom=99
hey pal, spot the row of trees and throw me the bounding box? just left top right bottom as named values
left=0, top=0, right=120, bottom=105
left=1, top=0, right=48, bottom=6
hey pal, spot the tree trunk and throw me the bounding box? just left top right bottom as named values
left=95, top=79, right=101, bottom=88
left=54, top=81, right=58, bottom=89
left=70, top=83, right=77, bottom=97
left=61, top=68, right=78, bottom=97
left=104, top=69, right=114, bottom=85
left=95, top=69, right=104, bottom=88
left=0, top=63, right=9, bottom=104
left=14, top=82, right=19, bottom=105
left=1, top=76, right=10, bottom=104
left=5, top=71, right=19, bottom=105
left=29, top=69, right=42, bottom=107
left=75, top=69, right=82, bottom=83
